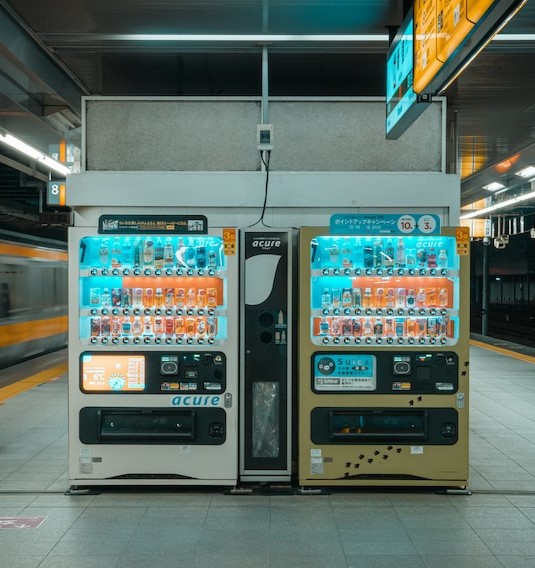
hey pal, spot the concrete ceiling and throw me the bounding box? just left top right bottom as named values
left=0, top=0, right=534, bottom=239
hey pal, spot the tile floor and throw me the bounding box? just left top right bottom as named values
left=0, top=343, right=534, bottom=567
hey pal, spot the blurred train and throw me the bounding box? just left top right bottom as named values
left=0, top=230, right=68, bottom=369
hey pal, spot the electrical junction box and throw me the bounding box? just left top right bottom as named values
left=257, top=124, right=273, bottom=151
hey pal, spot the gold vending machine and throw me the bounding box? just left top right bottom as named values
left=298, top=217, right=470, bottom=488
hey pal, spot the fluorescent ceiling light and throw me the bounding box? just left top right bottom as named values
left=0, top=131, right=70, bottom=176
left=482, top=182, right=505, bottom=191
left=515, top=165, right=535, bottom=179
left=460, top=189, right=535, bottom=220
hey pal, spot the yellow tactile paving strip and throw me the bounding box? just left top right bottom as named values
left=0, top=363, right=68, bottom=403
left=470, top=339, right=535, bottom=364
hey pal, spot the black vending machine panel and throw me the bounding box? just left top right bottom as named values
left=240, top=229, right=296, bottom=481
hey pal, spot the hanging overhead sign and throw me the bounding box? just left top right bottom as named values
left=414, top=0, right=528, bottom=95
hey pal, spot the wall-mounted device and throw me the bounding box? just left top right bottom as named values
left=257, top=124, right=273, bottom=151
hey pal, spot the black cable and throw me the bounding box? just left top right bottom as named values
left=247, top=150, right=271, bottom=228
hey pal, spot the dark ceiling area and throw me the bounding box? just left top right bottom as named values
left=0, top=0, right=534, bottom=240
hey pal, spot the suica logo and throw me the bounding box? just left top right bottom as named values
left=252, top=238, right=282, bottom=251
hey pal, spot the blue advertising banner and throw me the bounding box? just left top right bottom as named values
left=330, top=213, right=441, bottom=236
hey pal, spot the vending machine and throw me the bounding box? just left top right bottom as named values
left=68, top=215, right=239, bottom=487
left=240, top=229, right=296, bottom=483
left=298, top=218, right=470, bottom=488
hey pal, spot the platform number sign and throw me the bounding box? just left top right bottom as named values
left=47, top=181, right=66, bottom=206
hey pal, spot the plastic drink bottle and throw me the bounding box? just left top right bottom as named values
left=395, top=238, right=406, bottom=267
left=143, top=288, right=154, bottom=307
left=163, top=238, right=174, bottom=268
left=164, top=288, right=175, bottom=307
left=352, top=287, right=362, bottom=308
left=122, top=237, right=133, bottom=266
left=383, top=239, right=394, bottom=268
left=438, top=249, right=448, bottom=269
left=196, top=242, right=207, bottom=269
left=143, top=239, right=154, bottom=266
left=373, top=239, right=383, bottom=267
left=154, top=238, right=164, bottom=269
left=438, top=288, right=448, bottom=307
left=99, top=239, right=109, bottom=267
left=319, top=317, right=330, bottom=335
left=111, top=238, right=122, bottom=268
left=154, top=288, right=164, bottom=307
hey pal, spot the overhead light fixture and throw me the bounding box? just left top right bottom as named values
left=515, top=165, right=535, bottom=179
left=482, top=182, right=505, bottom=191
left=460, top=189, right=535, bottom=220
left=0, top=130, right=71, bottom=177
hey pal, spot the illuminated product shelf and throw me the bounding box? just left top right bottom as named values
left=309, top=235, right=459, bottom=347
left=79, top=235, right=228, bottom=345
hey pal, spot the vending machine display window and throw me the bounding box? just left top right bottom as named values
left=309, top=235, right=460, bottom=347
left=78, top=235, right=227, bottom=346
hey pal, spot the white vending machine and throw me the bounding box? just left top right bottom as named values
left=68, top=215, right=239, bottom=487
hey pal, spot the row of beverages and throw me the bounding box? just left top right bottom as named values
left=89, top=287, right=219, bottom=309
left=85, top=237, right=222, bottom=270
left=315, top=315, right=450, bottom=338
left=90, top=315, right=218, bottom=338
left=312, top=237, right=450, bottom=270
left=319, top=286, right=449, bottom=310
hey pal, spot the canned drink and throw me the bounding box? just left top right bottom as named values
left=352, top=318, right=362, bottom=335
left=111, top=288, right=122, bottom=307
left=417, top=248, right=427, bottom=268
left=121, top=317, right=131, bottom=336
left=165, top=317, right=175, bottom=335
left=101, top=317, right=110, bottom=336
left=427, top=317, right=438, bottom=337
left=197, top=289, right=207, bottom=308
left=207, top=316, right=217, bottom=337
left=90, top=317, right=101, bottom=336
left=373, top=318, right=383, bottom=336
left=185, top=317, right=196, bottom=337
left=395, top=318, right=405, bottom=337
left=122, top=288, right=131, bottom=307
left=154, top=317, right=164, bottom=334
left=174, top=316, right=185, bottom=335
left=207, top=287, right=218, bottom=307
left=342, top=317, right=352, bottom=335
left=331, top=317, right=341, bottom=335
left=111, top=317, right=121, bottom=335
left=416, top=318, right=427, bottom=336
left=196, top=317, right=206, bottom=336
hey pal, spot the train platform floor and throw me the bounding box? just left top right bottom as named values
left=0, top=343, right=534, bottom=567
